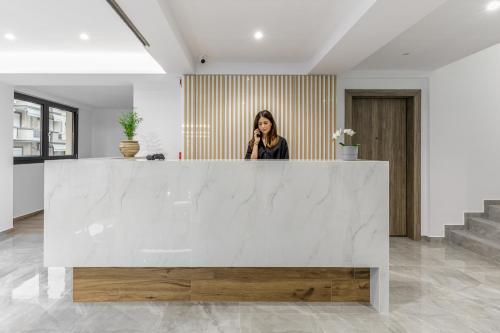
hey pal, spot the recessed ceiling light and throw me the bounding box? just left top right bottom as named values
left=254, top=31, right=263, bottom=40
left=4, top=33, right=16, bottom=41
left=486, top=1, right=500, bottom=11
left=79, top=33, right=90, bottom=40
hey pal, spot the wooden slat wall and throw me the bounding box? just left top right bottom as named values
left=183, top=75, right=335, bottom=160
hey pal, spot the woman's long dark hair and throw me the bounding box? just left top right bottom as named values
left=249, top=110, right=279, bottom=148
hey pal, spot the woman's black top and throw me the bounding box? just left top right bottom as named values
left=245, top=136, right=289, bottom=160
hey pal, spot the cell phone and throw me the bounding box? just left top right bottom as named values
left=256, top=130, right=261, bottom=137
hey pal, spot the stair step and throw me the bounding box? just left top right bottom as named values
left=468, top=217, right=500, bottom=242
left=488, top=205, right=500, bottom=223
left=448, top=230, right=500, bottom=262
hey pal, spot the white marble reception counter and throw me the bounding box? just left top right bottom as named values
left=44, top=158, right=389, bottom=312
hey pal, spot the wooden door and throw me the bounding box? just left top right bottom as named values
left=350, top=97, right=407, bottom=236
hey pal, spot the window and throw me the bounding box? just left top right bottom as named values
left=48, top=107, right=74, bottom=156
left=13, top=93, right=78, bottom=164
left=13, top=99, right=42, bottom=158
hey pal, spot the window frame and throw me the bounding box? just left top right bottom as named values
left=13, top=92, right=79, bottom=165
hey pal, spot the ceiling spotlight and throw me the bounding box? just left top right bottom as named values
left=79, top=33, right=90, bottom=40
left=254, top=31, right=263, bottom=40
left=486, top=1, right=500, bottom=11
left=4, top=33, right=16, bottom=40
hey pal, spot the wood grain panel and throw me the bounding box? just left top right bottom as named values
left=73, top=267, right=369, bottom=303
left=331, top=279, right=370, bottom=302
left=183, top=75, right=335, bottom=160
left=354, top=268, right=370, bottom=280
left=191, top=279, right=332, bottom=302
left=73, top=268, right=191, bottom=302
left=351, top=97, right=407, bottom=236
left=209, top=267, right=355, bottom=280
left=406, top=96, right=422, bottom=240
left=345, top=89, right=421, bottom=240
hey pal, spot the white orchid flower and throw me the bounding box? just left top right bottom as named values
left=332, top=129, right=342, bottom=140
left=344, top=129, right=356, bottom=136
left=332, top=128, right=356, bottom=142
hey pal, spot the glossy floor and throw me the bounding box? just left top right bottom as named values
left=1, top=214, right=500, bottom=332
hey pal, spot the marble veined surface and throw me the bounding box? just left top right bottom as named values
left=4, top=215, right=500, bottom=332
left=44, top=159, right=389, bottom=312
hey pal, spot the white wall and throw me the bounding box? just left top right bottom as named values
left=91, top=108, right=128, bottom=157
left=134, top=76, right=182, bottom=159
left=0, top=83, right=13, bottom=232
left=13, top=164, right=43, bottom=218
left=78, top=106, right=92, bottom=158
left=336, top=71, right=431, bottom=236
left=429, top=43, right=500, bottom=236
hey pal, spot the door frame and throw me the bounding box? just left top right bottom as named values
left=345, top=89, right=421, bottom=241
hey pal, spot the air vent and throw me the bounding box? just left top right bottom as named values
left=106, top=0, right=150, bottom=47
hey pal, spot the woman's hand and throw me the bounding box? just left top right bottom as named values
left=253, top=129, right=261, bottom=145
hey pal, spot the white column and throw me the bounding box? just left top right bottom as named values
left=133, top=77, right=182, bottom=159
left=0, top=82, right=13, bottom=232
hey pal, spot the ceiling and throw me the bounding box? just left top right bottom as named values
left=0, top=0, right=163, bottom=73
left=17, top=86, right=133, bottom=109
left=127, top=0, right=448, bottom=73
left=165, top=0, right=374, bottom=63
left=355, top=0, right=500, bottom=71
left=1, top=0, right=500, bottom=74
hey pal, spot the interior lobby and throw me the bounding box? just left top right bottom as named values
left=1, top=0, right=500, bottom=332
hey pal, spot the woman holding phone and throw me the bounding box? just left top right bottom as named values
left=245, top=110, right=289, bottom=160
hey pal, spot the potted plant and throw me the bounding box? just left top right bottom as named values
left=332, top=128, right=359, bottom=161
left=118, top=111, right=143, bottom=158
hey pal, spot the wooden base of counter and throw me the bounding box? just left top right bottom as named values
left=73, top=267, right=370, bottom=302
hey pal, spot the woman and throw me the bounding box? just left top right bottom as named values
left=245, top=110, right=289, bottom=160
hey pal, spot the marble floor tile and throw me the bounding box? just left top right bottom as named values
left=1, top=215, right=500, bottom=332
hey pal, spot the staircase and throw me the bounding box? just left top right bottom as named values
left=445, top=200, right=500, bottom=262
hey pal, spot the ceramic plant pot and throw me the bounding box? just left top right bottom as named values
left=119, top=140, right=140, bottom=158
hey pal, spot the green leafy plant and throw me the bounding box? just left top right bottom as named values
left=119, top=111, right=143, bottom=140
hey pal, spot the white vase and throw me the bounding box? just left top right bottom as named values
left=341, top=145, right=359, bottom=161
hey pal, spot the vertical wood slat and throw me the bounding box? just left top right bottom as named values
left=183, top=75, right=335, bottom=160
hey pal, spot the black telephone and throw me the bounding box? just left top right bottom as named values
left=256, top=129, right=261, bottom=138
left=146, top=153, right=165, bottom=160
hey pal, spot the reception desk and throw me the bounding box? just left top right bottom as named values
left=44, top=158, right=389, bottom=313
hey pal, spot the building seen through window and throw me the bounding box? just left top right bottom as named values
left=13, top=99, right=42, bottom=157
left=48, top=107, right=73, bottom=156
